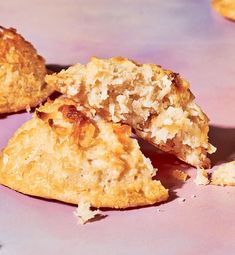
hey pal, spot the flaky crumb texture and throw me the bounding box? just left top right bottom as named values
left=74, top=200, right=101, bottom=224
left=46, top=57, right=215, bottom=168
left=0, top=97, right=168, bottom=208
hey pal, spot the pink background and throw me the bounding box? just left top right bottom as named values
left=0, top=0, right=235, bottom=254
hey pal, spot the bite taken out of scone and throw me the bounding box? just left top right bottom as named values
left=0, top=97, right=168, bottom=209
left=0, top=26, right=54, bottom=113
left=46, top=57, right=216, bottom=169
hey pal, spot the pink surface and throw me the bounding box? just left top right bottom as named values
left=0, top=0, right=235, bottom=254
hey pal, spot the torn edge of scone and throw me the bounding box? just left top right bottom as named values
left=74, top=199, right=103, bottom=224
left=193, top=168, right=210, bottom=186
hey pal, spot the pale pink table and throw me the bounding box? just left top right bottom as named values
left=0, top=1, right=235, bottom=254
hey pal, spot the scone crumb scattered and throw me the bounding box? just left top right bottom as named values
left=211, top=161, right=235, bottom=186
left=171, top=169, right=189, bottom=182
left=26, top=105, right=31, bottom=113
left=194, top=168, right=210, bottom=186
left=178, top=197, right=186, bottom=203
left=74, top=200, right=101, bottom=224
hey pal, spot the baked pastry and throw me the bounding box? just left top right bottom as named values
left=0, top=97, right=168, bottom=208
left=211, top=161, right=235, bottom=186
left=0, top=26, right=54, bottom=113
left=46, top=57, right=215, bottom=168
left=212, top=0, right=235, bottom=21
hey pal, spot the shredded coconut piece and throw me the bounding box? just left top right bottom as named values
left=26, top=105, right=31, bottom=113
left=45, top=57, right=215, bottom=169
left=67, top=86, right=78, bottom=96
left=74, top=200, right=101, bottom=224
left=194, top=168, right=209, bottom=185
left=178, top=197, right=186, bottom=203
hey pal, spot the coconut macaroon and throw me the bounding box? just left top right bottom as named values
left=0, top=97, right=168, bottom=208
left=211, top=161, right=235, bottom=186
left=212, top=0, right=235, bottom=21
left=0, top=26, right=54, bottom=113
left=46, top=57, right=215, bottom=168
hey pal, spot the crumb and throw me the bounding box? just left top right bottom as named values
left=74, top=200, right=101, bottom=224
left=193, top=168, right=209, bottom=186
left=178, top=197, right=186, bottom=203
left=26, top=105, right=31, bottom=113
left=171, top=169, right=189, bottom=182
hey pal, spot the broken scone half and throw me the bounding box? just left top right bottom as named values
left=0, top=97, right=168, bottom=208
left=0, top=26, right=54, bottom=113
left=46, top=57, right=215, bottom=168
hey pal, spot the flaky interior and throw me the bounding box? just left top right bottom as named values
left=0, top=97, right=168, bottom=208
left=0, top=27, right=54, bottom=113
left=46, top=57, right=215, bottom=168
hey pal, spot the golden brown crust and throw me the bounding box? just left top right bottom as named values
left=0, top=27, right=54, bottom=113
left=46, top=57, right=215, bottom=168
left=212, top=0, right=235, bottom=21
left=0, top=97, right=168, bottom=208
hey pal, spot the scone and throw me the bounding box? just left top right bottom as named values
left=46, top=57, right=215, bottom=168
left=212, top=0, right=235, bottom=21
left=0, top=97, right=168, bottom=208
left=211, top=161, right=235, bottom=186
left=0, top=26, right=54, bottom=113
